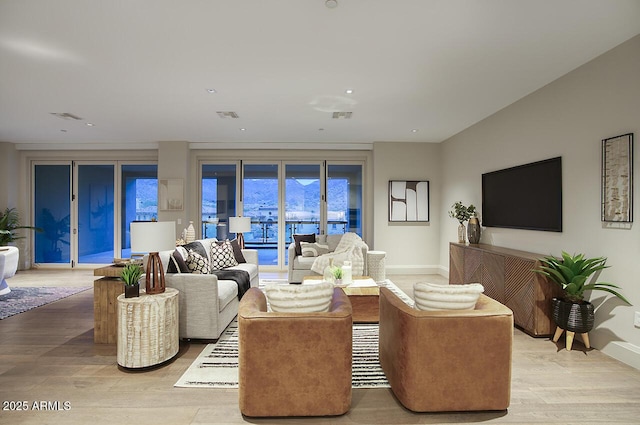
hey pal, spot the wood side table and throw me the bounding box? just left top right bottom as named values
left=117, top=288, right=179, bottom=369
left=93, top=265, right=125, bottom=344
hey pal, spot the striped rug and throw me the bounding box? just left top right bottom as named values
left=174, top=279, right=410, bottom=389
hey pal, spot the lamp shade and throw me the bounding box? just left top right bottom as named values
left=229, top=216, right=251, bottom=234
left=130, top=221, right=176, bottom=253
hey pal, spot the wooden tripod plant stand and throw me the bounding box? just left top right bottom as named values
left=553, top=326, right=590, bottom=351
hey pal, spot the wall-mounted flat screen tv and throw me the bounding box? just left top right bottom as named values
left=482, top=157, right=562, bottom=232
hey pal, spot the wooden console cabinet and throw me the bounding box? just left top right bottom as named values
left=449, top=243, right=562, bottom=337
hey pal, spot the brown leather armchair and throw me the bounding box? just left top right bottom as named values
left=238, top=287, right=353, bottom=417
left=379, top=287, right=513, bottom=412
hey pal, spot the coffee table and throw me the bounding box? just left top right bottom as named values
left=302, top=276, right=380, bottom=323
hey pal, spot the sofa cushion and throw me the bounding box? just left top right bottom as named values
left=186, top=250, right=210, bottom=274
left=229, top=262, right=259, bottom=283
left=325, top=234, right=343, bottom=252
left=265, top=282, right=334, bottom=313
left=300, top=241, right=330, bottom=257
left=210, top=239, right=239, bottom=270
left=413, top=282, right=484, bottom=311
left=218, top=280, right=239, bottom=311
left=293, top=234, right=316, bottom=256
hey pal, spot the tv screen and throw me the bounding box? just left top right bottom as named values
left=482, top=157, right=562, bottom=232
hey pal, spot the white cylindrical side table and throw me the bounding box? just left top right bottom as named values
left=367, top=250, right=386, bottom=283
left=117, top=287, right=179, bottom=369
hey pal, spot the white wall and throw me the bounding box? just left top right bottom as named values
left=440, top=34, right=640, bottom=368
left=373, top=142, right=442, bottom=274
left=0, top=142, right=18, bottom=208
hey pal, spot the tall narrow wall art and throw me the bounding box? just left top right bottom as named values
left=602, top=133, right=633, bottom=222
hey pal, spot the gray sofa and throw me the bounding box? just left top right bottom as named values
left=288, top=233, right=368, bottom=283
left=147, top=238, right=259, bottom=340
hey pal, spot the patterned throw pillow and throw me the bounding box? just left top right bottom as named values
left=185, top=250, right=210, bottom=274
left=265, top=282, right=334, bottom=313
left=300, top=241, right=330, bottom=257
left=167, top=248, right=190, bottom=273
left=222, top=238, right=246, bottom=263
left=413, top=282, right=484, bottom=311
left=210, top=239, right=239, bottom=270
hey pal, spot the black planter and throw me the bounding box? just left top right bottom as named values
left=551, top=297, right=594, bottom=333
left=124, top=284, right=139, bottom=298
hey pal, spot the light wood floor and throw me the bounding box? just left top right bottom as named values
left=2, top=270, right=640, bottom=424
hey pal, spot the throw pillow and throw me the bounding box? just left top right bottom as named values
left=167, top=248, right=190, bottom=273
left=223, top=238, right=246, bottom=263
left=185, top=249, right=210, bottom=274
left=293, top=233, right=316, bottom=256
left=182, top=241, right=208, bottom=260
left=210, top=239, right=239, bottom=270
left=300, top=241, right=330, bottom=257
left=265, top=282, right=334, bottom=313
left=413, top=282, right=484, bottom=311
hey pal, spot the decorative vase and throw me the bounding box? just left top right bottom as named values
left=457, top=223, right=466, bottom=244
left=323, top=259, right=336, bottom=284
left=124, top=284, right=139, bottom=298
left=551, top=298, right=594, bottom=333
left=186, top=221, right=196, bottom=243
left=467, top=213, right=481, bottom=244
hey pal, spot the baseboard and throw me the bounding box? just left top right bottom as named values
left=599, top=341, right=640, bottom=371
left=386, top=264, right=448, bottom=277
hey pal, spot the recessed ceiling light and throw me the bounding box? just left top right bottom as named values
left=86, top=122, right=94, bottom=127
left=207, top=88, right=217, bottom=93
left=239, top=128, right=246, bottom=131
left=60, top=129, right=67, bottom=132
left=319, top=128, right=324, bottom=131
left=345, top=89, right=354, bottom=94
left=326, top=0, right=338, bottom=9
left=411, top=129, right=419, bottom=133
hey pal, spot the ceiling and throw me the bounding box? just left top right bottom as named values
left=1, top=0, right=639, bottom=150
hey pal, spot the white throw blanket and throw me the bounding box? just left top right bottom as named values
left=311, top=233, right=366, bottom=276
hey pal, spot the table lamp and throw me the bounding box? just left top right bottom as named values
left=229, top=216, right=251, bottom=249
left=130, top=221, right=176, bottom=294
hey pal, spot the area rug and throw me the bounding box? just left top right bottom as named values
left=0, top=286, right=91, bottom=320
left=174, top=279, right=412, bottom=389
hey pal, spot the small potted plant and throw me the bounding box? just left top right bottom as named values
left=333, top=266, right=344, bottom=287
left=120, top=263, right=143, bottom=298
left=448, top=201, right=476, bottom=244
left=535, top=251, right=631, bottom=337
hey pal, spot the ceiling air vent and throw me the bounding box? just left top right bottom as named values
left=216, top=111, right=239, bottom=119
left=332, top=112, right=352, bottom=119
left=50, top=112, right=83, bottom=120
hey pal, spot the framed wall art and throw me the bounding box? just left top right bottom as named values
left=389, top=180, right=429, bottom=222
left=601, top=133, right=633, bottom=222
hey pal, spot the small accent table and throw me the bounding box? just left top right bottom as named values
left=117, top=288, right=179, bottom=369
left=93, top=265, right=125, bottom=344
left=303, top=276, right=380, bottom=323
left=367, top=251, right=386, bottom=283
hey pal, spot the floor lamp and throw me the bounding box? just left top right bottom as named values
left=130, top=221, right=176, bottom=295
left=229, top=216, right=251, bottom=249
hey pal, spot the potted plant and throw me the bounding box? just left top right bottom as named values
left=120, top=263, right=143, bottom=298
left=0, top=207, right=41, bottom=246
left=535, top=251, right=631, bottom=336
left=333, top=266, right=344, bottom=286
left=448, top=201, right=476, bottom=244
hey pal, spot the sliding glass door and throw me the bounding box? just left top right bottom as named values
left=243, top=163, right=279, bottom=266
left=199, top=160, right=364, bottom=270
left=33, top=161, right=157, bottom=267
